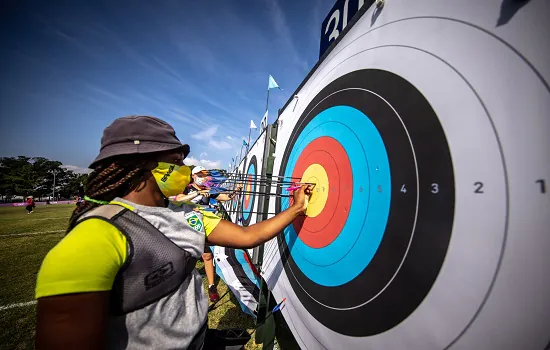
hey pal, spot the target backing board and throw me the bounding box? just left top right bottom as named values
left=260, top=0, right=550, bottom=349
left=240, top=132, right=268, bottom=227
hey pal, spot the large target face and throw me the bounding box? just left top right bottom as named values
left=276, top=69, right=455, bottom=336
left=241, top=155, right=257, bottom=226
left=262, top=3, right=550, bottom=349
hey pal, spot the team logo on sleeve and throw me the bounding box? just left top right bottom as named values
left=185, top=212, right=204, bottom=232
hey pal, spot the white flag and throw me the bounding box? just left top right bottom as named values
left=260, top=110, right=268, bottom=131
left=250, top=120, right=257, bottom=129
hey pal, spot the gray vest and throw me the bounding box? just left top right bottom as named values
left=77, top=204, right=198, bottom=315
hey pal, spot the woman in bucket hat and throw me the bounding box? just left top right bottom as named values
left=34, top=116, right=312, bottom=350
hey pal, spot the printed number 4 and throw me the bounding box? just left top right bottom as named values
left=401, top=184, right=407, bottom=193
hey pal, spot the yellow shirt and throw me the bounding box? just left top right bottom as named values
left=35, top=206, right=220, bottom=299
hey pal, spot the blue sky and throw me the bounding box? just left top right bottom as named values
left=0, top=0, right=334, bottom=173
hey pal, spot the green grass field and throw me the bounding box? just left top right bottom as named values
left=0, top=204, right=278, bottom=350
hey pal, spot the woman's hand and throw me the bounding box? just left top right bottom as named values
left=236, top=184, right=244, bottom=191
left=199, top=190, right=210, bottom=198
left=291, top=184, right=313, bottom=214
left=207, top=184, right=314, bottom=249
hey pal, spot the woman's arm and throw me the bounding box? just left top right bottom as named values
left=36, top=292, right=110, bottom=350
left=207, top=185, right=311, bottom=249
left=175, top=190, right=209, bottom=202
left=215, top=184, right=243, bottom=202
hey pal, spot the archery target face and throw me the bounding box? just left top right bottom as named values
left=236, top=159, right=247, bottom=225
left=239, top=133, right=267, bottom=226
left=240, top=132, right=267, bottom=227
left=261, top=1, right=550, bottom=349
left=231, top=165, right=244, bottom=224
left=241, top=156, right=257, bottom=226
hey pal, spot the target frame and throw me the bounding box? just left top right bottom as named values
left=259, top=2, right=550, bottom=349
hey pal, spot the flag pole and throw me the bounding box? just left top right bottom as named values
left=247, top=128, right=252, bottom=153
left=266, top=88, right=270, bottom=112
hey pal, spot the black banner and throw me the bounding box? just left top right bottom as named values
left=319, top=0, right=374, bottom=58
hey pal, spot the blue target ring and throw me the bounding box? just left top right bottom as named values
left=279, top=106, right=391, bottom=287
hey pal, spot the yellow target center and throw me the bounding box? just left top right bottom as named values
left=301, top=164, right=329, bottom=217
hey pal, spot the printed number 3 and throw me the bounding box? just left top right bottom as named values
left=431, top=183, right=439, bottom=194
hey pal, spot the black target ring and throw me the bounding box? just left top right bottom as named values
left=275, top=69, right=455, bottom=336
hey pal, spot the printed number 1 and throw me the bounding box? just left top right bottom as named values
left=536, top=179, right=546, bottom=193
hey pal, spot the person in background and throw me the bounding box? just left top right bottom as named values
left=34, top=116, right=312, bottom=350
left=25, top=196, right=35, bottom=214
left=176, top=166, right=243, bottom=302
left=180, top=166, right=242, bottom=206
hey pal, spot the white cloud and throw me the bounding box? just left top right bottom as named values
left=226, top=136, right=233, bottom=140
left=199, top=152, right=208, bottom=158
left=209, top=139, right=232, bottom=150
left=62, top=165, right=93, bottom=174
left=184, top=156, right=221, bottom=169
left=192, top=125, right=218, bottom=140
left=191, top=125, right=232, bottom=150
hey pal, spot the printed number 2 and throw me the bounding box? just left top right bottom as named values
left=325, top=10, right=340, bottom=42
left=536, top=179, right=546, bottom=193
left=474, top=182, right=484, bottom=193
left=431, top=183, right=439, bottom=194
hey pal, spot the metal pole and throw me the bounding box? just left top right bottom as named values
left=53, top=170, right=56, bottom=200
left=238, top=144, right=244, bottom=165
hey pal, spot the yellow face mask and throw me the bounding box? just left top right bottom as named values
left=151, top=162, right=191, bottom=198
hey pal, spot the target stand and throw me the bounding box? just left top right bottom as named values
left=259, top=0, right=550, bottom=349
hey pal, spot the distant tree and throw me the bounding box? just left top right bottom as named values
left=31, top=157, right=63, bottom=199
left=59, top=172, right=88, bottom=199
left=0, top=157, right=36, bottom=199
left=0, top=156, right=87, bottom=201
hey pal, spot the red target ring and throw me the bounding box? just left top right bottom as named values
left=291, top=137, right=352, bottom=248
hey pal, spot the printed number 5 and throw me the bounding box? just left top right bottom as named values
left=431, top=183, right=439, bottom=194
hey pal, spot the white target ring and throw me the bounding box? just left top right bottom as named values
left=263, top=10, right=550, bottom=350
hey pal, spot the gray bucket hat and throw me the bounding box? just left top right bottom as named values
left=90, top=116, right=190, bottom=168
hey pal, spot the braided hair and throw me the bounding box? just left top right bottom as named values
left=67, top=157, right=148, bottom=233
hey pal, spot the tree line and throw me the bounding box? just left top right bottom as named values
left=0, top=156, right=88, bottom=202
left=0, top=156, right=232, bottom=203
